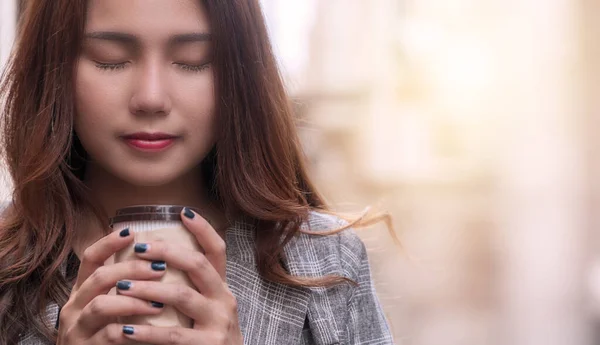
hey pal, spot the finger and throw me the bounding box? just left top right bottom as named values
left=121, top=325, right=219, bottom=345
left=115, top=280, right=214, bottom=325
left=74, top=259, right=166, bottom=309
left=88, top=323, right=140, bottom=345
left=78, top=294, right=163, bottom=334
left=133, top=241, right=224, bottom=297
left=75, top=227, right=135, bottom=289
left=181, top=207, right=227, bottom=280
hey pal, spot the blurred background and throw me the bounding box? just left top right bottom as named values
left=2, top=1, right=600, bottom=344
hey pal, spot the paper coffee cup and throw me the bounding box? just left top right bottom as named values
left=110, top=205, right=202, bottom=330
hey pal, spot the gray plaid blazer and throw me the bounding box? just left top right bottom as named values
left=19, top=212, right=394, bottom=345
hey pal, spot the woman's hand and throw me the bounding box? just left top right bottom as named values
left=57, top=228, right=168, bottom=345
left=114, top=208, right=244, bottom=345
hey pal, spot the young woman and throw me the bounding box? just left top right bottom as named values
left=0, top=1, right=394, bottom=344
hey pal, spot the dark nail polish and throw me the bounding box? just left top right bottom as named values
left=134, top=243, right=148, bottom=253
left=123, top=325, right=135, bottom=335
left=151, top=301, right=164, bottom=308
left=119, top=228, right=130, bottom=237
left=151, top=261, right=166, bottom=271
left=183, top=207, right=195, bottom=219
left=116, top=280, right=132, bottom=290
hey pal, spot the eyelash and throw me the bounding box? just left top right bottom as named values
left=95, top=62, right=128, bottom=71
left=174, top=62, right=211, bottom=73
left=94, top=62, right=211, bottom=73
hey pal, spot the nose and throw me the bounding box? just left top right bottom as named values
left=129, top=61, right=172, bottom=116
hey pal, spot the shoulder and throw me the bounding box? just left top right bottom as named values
left=284, top=211, right=368, bottom=282
left=305, top=211, right=366, bottom=256
left=290, top=212, right=394, bottom=343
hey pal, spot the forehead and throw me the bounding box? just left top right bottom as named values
left=85, top=0, right=210, bottom=35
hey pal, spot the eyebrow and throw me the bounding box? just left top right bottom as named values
left=84, top=31, right=212, bottom=45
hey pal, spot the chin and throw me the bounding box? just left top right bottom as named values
left=93, top=155, right=203, bottom=189
left=115, top=168, right=184, bottom=188
left=126, top=175, right=181, bottom=188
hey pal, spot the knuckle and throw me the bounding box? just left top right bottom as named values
left=81, top=246, right=96, bottom=264
left=227, top=317, right=237, bottom=332
left=62, top=327, right=76, bottom=341
left=58, top=313, right=69, bottom=329
left=156, top=241, right=169, bottom=255
left=59, top=302, right=73, bottom=323
left=88, top=300, right=102, bottom=316
left=214, top=239, right=226, bottom=256
left=103, top=324, right=123, bottom=344
left=135, top=259, right=152, bottom=272
left=229, top=298, right=239, bottom=315
left=211, top=331, right=227, bottom=345
left=88, top=266, right=108, bottom=285
left=213, top=310, right=230, bottom=329
left=167, top=329, right=184, bottom=344
left=174, top=285, right=195, bottom=306
left=193, top=253, right=209, bottom=270
left=88, top=296, right=107, bottom=315
left=224, top=288, right=238, bottom=312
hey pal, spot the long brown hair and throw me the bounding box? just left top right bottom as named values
left=0, top=0, right=381, bottom=343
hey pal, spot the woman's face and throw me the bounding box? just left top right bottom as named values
left=74, top=0, right=215, bottom=187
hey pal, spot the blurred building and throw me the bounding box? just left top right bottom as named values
left=292, top=1, right=495, bottom=344
left=287, top=1, right=599, bottom=345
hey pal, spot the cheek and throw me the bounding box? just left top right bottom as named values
left=73, top=61, right=127, bottom=129
left=73, top=63, right=115, bottom=154
left=178, top=72, right=217, bottom=129
left=180, top=70, right=215, bottom=109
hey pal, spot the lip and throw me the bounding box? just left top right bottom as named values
left=122, top=132, right=179, bottom=152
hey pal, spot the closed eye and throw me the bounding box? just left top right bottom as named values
left=95, top=61, right=128, bottom=71
left=174, top=62, right=211, bottom=73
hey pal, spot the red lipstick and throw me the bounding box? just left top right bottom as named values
left=122, top=132, right=178, bottom=152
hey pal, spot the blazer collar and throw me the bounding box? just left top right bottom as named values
left=225, top=220, right=313, bottom=345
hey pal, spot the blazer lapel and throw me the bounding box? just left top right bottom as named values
left=226, top=221, right=311, bottom=345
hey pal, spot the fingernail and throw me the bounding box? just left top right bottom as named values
left=134, top=243, right=149, bottom=253
left=151, top=301, right=164, bottom=308
left=123, top=325, right=135, bottom=335
left=119, top=228, right=130, bottom=237
left=116, top=280, right=132, bottom=290
left=151, top=261, right=166, bottom=271
left=183, top=207, right=195, bottom=219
